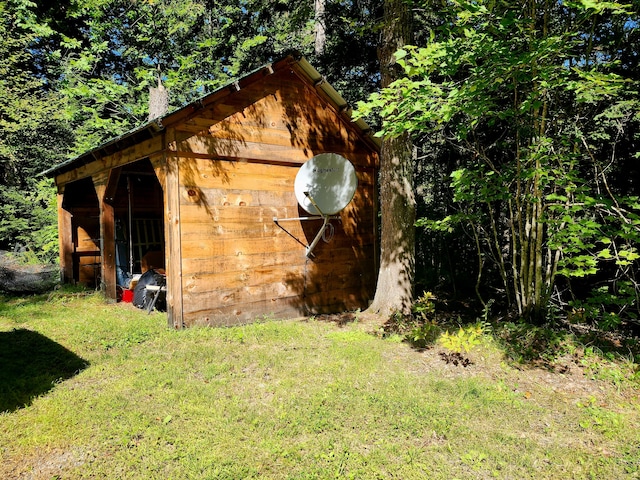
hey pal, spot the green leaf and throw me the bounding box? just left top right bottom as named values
left=597, top=248, right=612, bottom=259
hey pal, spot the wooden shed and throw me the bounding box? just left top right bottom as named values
left=45, top=55, right=380, bottom=328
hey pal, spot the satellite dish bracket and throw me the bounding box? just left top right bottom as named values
left=272, top=208, right=340, bottom=258
left=305, top=214, right=331, bottom=258
left=301, top=192, right=331, bottom=257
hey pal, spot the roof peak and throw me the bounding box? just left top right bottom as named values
left=44, top=54, right=378, bottom=178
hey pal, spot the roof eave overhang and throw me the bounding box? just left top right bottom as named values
left=290, top=56, right=381, bottom=151
left=41, top=119, right=166, bottom=178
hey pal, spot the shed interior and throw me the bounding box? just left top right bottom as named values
left=61, top=158, right=164, bottom=288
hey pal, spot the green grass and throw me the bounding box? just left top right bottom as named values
left=1, top=289, right=639, bottom=479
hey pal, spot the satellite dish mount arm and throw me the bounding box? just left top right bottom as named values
left=303, top=192, right=331, bottom=258
left=272, top=192, right=337, bottom=258
left=303, top=191, right=324, bottom=217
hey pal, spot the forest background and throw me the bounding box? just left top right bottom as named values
left=2, top=0, right=640, bottom=334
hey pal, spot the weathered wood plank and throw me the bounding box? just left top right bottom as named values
left=56, top=136, right=165, bottom=186
left=179, top=213, right=365, bottom=239
left=149, top=154, right=166, bottom=188
left=179, top=218, right=373, bottom=248
left=178, top=219, right=375, bottom=249
left=302, top=229, right=377, bottom=253
left=173, top=123, right=209, bottom=135
left=176, top=134, right=376, bottom=166
left=181, top=283, right=373, bottom=327
left=93, top=181, right=116, bottom=300
left=182, top=281, right=302, bottom=316
left=178, top=188, right=286, bottom=213
left=178, top=198, right=374, bottom=222
left=182, top=263, right=305, bottom=294
left=180, top=220, right=289, bottom=240
left=180, top=242, right=376, bottom=277
left=305, top=287, right=373, bottom=313
left=101, top=201, right=116, bottom=298
left=77, top=254, right=101, bottom=286
left=183, top=298, right=305, bottom=327
left=181, top=250, right=307, bottom=277
left=178, top=158, right=294, bottom=192
left=181, top=262, right=375, bottom=299
left=302, top=288, right=373, bottom=314
left=179, top=203, right=300, bottom=224
left=175, top=135, right=309, bottom=164
left=164, top=138, right=184, bottom=328
left=103, top=167, right=121, bottom=204
left=176, top=186, right=375, bottom=212
left=204, top=123, right=355, bottom=151
left=181, top=236, right=305, bottom=259
left=178, top=192, right=374, bottom=232
left=175, top=157, right=376, bottom=193
left=301, top=268, right=376, bottom=295
left=74, top=216, right=100, bottom=252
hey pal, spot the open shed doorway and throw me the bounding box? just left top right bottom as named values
left=112, top=158, right=165, bottom=289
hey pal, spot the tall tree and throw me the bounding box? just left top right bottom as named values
left=360, top=0, right=640, bottom=324
left=364, top=0, right=415, bottom=317
left=0, top=0, right=72, bottom=259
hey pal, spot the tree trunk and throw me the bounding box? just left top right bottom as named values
left=314, top=0, right=326, bottom=56
left=367, top=0, right=415, bottom=317
left=148, top=77, right=169, bottom=121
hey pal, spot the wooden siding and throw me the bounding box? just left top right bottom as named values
left=174, top=69, right=375, bottom=166
left=167, top=68, right=378, bottom=326
left=71, top=210, right=101, bottom=287
left=176, top=156, right=376, bottom=326
left=57, top=188, right=74, bottom=284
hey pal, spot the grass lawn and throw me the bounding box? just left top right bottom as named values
left=1, top=289, right=639, bottom=479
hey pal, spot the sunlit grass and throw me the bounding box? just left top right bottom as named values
left=0, top=288, right=638, bottom=478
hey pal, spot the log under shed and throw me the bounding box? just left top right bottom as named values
left=45, top=55, right=380, bottom=328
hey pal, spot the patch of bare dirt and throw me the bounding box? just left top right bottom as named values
left=313, top=311, right=386, bottom=329
left=0, top=447, right=90, bottom=480
left=383, top=338, right=633, bottom=415
left=0, top=251, right=58, bottom=294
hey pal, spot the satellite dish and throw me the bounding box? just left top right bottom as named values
left=294, top=153, right=358, bottom=215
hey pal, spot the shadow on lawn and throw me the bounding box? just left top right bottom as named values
left=0, top=329, right=88, bottom=413
left=494, top=319, right=640, bottom=368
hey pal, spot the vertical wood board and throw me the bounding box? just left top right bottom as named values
left=164, top=135, right=184, bottom=328
left=57, top=189, right=74, bottom=284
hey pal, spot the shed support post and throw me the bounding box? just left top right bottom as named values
left=93, top=173, right=118, bottom=300
left=56, top=186, right=74, bottom=284
left=156, top=150, right=183, bottom=329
